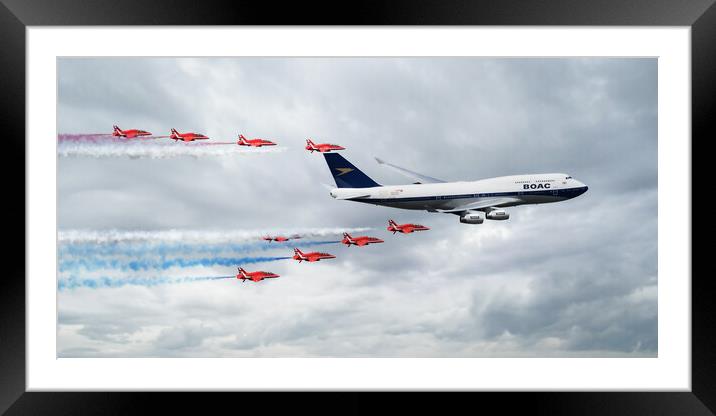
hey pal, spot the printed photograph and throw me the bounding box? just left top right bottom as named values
left=57, top=57, right=657, bottom=357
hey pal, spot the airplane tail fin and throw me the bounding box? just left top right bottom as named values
left=323, top=153, right=381, bottom=188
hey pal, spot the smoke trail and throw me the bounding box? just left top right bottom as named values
left=58, top=239, right=340, bottom=258
left=57, top=141, right=286, bottom=159
left=58, top=275, right=235, bottom=291
left=188, top=141, right=239, bottom=146
left=58, top=134, right=163, bottom=143
left=58, top=228, right=370, bottom=244
left=56, top=229, right=351, bottom=290
left=58, top=134, right=113, bottom=143
left=59, top=255, right=292, bottom=273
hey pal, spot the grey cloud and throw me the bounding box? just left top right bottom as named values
left=57, top=57, right=657, bottom=357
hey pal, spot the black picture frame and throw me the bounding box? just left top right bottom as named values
left=3, top=0, right=709, bottom=414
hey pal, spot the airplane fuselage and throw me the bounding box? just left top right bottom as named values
left=330, top=173, right=588, bottom=212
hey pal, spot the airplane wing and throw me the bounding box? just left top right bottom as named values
left=435, top=197, right=521, bottom=213
left=375, top=157, right=445, bottom=184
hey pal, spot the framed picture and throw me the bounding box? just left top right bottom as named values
left=7, top=0, right=709, bottom=413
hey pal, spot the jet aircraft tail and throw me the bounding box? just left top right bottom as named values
left=323, top=153, right=381, bottom=188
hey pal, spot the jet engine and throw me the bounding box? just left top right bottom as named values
left=486, top=209, right=510, bottom=220
left=460, top=212, right=484, bottom=224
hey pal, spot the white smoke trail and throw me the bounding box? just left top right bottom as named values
left=58, top=275, right=236, bottom=291
left=57, top=142, right=286, bottom=159
left=58, top=228, right=372, bottom=244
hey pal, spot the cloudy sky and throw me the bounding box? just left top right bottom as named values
left=57, top=57, right=657, bottom=357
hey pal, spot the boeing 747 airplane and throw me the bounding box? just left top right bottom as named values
left=321, top=153, right=588, bottom=224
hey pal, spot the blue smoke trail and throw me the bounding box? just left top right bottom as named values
left=59, top=255, right=292, bottom=273
left=58, top=275, right=235, bottom=291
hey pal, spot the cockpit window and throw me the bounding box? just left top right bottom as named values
left=565, top=176, right=572, bottom=179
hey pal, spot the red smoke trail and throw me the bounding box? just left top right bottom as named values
left=58, top=134, right=167, bottom=143
left=58, top=134, right=114, bottom=143
left=58, top=134, right=238, bottom=145
left=183, top=141, right=238, bottom=146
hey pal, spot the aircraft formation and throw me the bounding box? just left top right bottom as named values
left=111, top=125, right=342, bottom=151
left=237, top=224, right=423, bottom=283
left=106, top=123, right=588, bottom=285
left=114, top=124, right=278, bottom=145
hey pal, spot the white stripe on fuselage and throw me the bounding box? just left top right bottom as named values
left=330, top=173, right=587, bottom=211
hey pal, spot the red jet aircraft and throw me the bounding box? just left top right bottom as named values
left=262, top=235, right=301, bottom=243
left=292, top=248, right=336, bottom=263
left=237, top=267, right=280, bottom=282
left=341, top=232, right=384, bottom=247
left=305, top=138, right=345, bottom=153
left=112, top=125, right=152, bottom=138
left=169, top=128, right=210, bottom=142
left=237, top=134, right=277, bottom=147
left=387, top=219, right=430, bottom=234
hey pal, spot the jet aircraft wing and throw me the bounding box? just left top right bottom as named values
left=435, top=197, right=522, bottom=213
left=374, top=157, right=446, bottom=184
